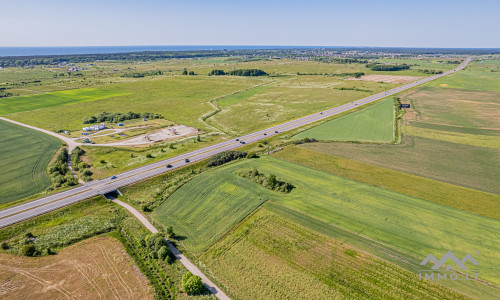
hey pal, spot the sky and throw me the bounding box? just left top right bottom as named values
left=0, top=0, right=499, bottom=48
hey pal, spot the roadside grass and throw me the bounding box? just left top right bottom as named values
left=403, top=125, right=500, bottom=149
left=202, top=208, right=469, bottom=300
left=82, top=133, right=225, bottom=179
left=301, top=135, right=500, bottom=195
left=293, top=97, right=394, bottom=142
left=0, top=88, right=130, bottom=116
left=273, top=146, right=500, bottom=220
left=0, top=196, right=114, bottom=252
left=0, top=119, right=61, bottom=204
left=426, top=62, right=500, bottom=92
left=154, top=156, right=500, bottom=287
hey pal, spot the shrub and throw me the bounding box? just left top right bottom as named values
left=21, top=244, right=36, bottom=257
left=207, top=151, right=247, bottom=167
left=146, top=154, right=153, bottom=158
left=246, top=152, right=257, bottom=158
left=1, top=242, right=9, bottom=250
left=82, top=169, right=93, bottom=176
left=239, top=168, right=295, bottom=193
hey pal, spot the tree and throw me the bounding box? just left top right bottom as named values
left=196, top=135, right=201, bottom=142
left=188, top=71, right=195, bottom=75
left=182, top=272, right=203, bottom=295
left=184, top=275, right=203, bottom=294
left=166, top=226, right=175, bottom=238
left=182, top=69, right=188, bottom=75
left=267, top=174, right=277, bottom=189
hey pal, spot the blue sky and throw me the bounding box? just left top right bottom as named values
left=0, top=0, right=498, bottom=47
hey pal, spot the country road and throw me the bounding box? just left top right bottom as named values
left=0, top=57, right=471, bottom=229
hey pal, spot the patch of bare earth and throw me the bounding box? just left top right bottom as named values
left=348, top=74, right=423, bottom=83
left=0, top=236, right=153, bottom=300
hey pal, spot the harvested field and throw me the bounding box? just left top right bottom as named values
left=0, top=236, right=153, bottom=299
left=349, top=74, right=422, bottom=83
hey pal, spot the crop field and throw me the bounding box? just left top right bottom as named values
left=293, top=98, right=394, bottom=142
left=403, top=125, right=500, bottom=149
left=301, top=136, right=500, bottom=194
left=152, top=165, right=268, bottom=254
left=0, top=236, right=153, bottom=299
left=0, top=88, right=130, bottom=116
left=0, top=120, right=61, bottom=204
left=203, top=209, right=467, bottom=300
left=156, top=156, right=500, bottom=287
left=273, top=146, right=500, bottom=220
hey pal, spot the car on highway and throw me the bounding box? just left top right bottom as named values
left=185, top=158, right=190, bottom=163
left=275, top=130, right=278, bottom=133
left=240, top=141, right=246, bottom=144
left=264, top=133, right=267, bottom=135
left=166, top=164, right=173, bottom=168
left=110, top=175, right=117, bottom=179
left=235, top=138, right=239, bottom=141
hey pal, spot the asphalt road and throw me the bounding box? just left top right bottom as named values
left=0, top=57, right=471, bottom=228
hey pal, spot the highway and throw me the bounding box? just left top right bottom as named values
left=0, top=57, right=471, bottom=228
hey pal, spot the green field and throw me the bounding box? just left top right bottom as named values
left=273, top=146, right=500, bottom=220
left=0, top=120, right=61, bottom=203
left=301, top=135, right=500, bottom=195
left=294, top=98, right=394, bottom=142
left=151, top=163, right=268, bottom=253
left=217, top=85, right=271, bottom=107
left=153, top=156, right=500, bottom=287
left=0, top=88, right=130, bottom=116
left=203, top=209, right=466, bottom=300
left=8, top=76, right=262, bottom=132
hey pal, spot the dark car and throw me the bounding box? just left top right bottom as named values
left=275, top=130, right=278, bottom=133
left=185, top=158, right=190, bottom=163
left=166, top=164, right=173, bottom=168
left=110, top=175, right=117, bottom=179
left=240, top=141, right=246, bottom=144
left=235, top=138, right=239, bottom=141
left=264, top=133, right=267, bottom=136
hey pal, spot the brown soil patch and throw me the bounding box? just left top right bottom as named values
left=348, top=75, right=422, bottom=83
left=0, top=236, right=152, bottom=299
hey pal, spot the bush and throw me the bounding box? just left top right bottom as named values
left=82, top=169, right=93, bottom=176
left=166, top=226, right=175, bottom=238
left=1, top=242, right=9, bottom=250
left=246, top=152, right=257, bottom=158
left=239, top=168, right=295, bottom=193
left=207, top=151, right=247, bottom=167
left=182, top=272, right=203, bottom=294
left=21, top=244, right=36, bottom=257
left=146, top=154, right=153, bottom=158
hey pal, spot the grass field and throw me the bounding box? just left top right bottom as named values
left=301, top=135, right=500, bottom=195
left=0, top=88, right=130, bottom=116
left=152, top=162, right=268, bottom=254
left=0, top=120, right=61, bottom=203
left=293, top=98, right=394, bottom=142
left=273, top=146, right=500, bottom=220
left=217, top=85, right=271, bottom=107
left=0, top=236, right=153, bottom=299
left=155, top=156, right=499, bottom=287
left=8, top=76, right=263, bottom=132
left=203, top=209, right=466, bottom=300
left=402, top=86, right=500, bottom=131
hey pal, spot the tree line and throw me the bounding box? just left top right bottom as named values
left=82, top=112, right=163, bottom=124
left=366, top=63, right=410, bottom=71
left=208, top=69, right=268, bottom=76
